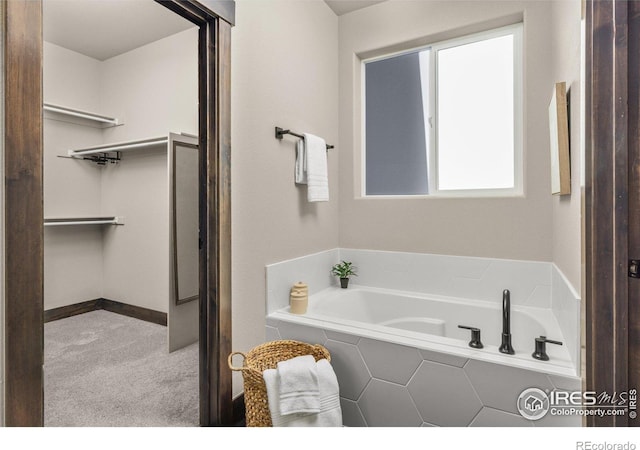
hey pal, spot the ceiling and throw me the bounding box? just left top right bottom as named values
left=43, top=0, right=196, bottom=61
left=44, top=0, right=387, bottom=61
left=324, top=0, right=387, bottom=16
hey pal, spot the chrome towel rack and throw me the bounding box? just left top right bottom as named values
left=275, top=127, right=334, bottom=150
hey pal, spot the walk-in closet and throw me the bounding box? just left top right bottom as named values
left=43, top=0, right=200, bottom=426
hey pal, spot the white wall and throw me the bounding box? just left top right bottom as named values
left=100, top=149, right=170, bottom=312
left=99, top=27, right=198, bottom=313
left=43, top=43, right=105, bottom=309
left=101, top=28, right=198, bottom=143
left=337, top=1, right=555, bottom=262
left=550, top=0, right=583, bottom=295
left=231, top=0, right=339, bottom=396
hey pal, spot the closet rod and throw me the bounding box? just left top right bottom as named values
left=69, top=138, right=168, bottom=157
left=275, top=127, right=334, bottom=150
left=44, top=103, right=120, bottom=126
left=45, top=220, right=116, bottom=227
left=44, top=217, right=124, bottom=227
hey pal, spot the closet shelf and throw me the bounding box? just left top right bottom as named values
left=44, top=216, right=125, bottom=227
left=62, top=133, right=198, bottom=165
left=44, top=102, right=122, bottom=127
left=67, top=136, right=169, bottom=158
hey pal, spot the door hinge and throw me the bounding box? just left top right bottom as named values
left=630, top=260, right=640, bottom=278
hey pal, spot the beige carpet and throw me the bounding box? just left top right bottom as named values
left=44, top=310, right=199, bottom=427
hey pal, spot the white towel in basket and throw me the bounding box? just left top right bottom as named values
left=276, top=355, right=321, bottom=415
left=263, top=358, right=342, bottom=427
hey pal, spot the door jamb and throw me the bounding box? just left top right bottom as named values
left=2, top=0, right=234, bottom=426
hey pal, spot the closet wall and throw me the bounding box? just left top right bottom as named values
left=44, top=42, right=105, bottom=309
left=99, top=28, right=198, bottom=312
left=44, top=28, right=198, bottom=317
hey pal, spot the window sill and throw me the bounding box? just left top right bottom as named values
left=358, top=192, right=525, bottom=200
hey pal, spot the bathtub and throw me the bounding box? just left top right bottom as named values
left=272, top=285, right=575, bottom=374
left=266, top=284, right=582, bottom=426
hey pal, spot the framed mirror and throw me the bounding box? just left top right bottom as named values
left=172, top=138, right=199, bottom=305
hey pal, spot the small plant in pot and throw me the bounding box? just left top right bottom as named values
left=331, top=260, right=357, bottom=289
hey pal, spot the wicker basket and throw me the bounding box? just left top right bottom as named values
left=228, top=340, right=331, bottom=427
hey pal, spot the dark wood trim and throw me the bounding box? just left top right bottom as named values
left=585, top=0, right=630, bottom=427
left=3, top=0, right=44, bottom=427
left=191, top=0, right=235, bottom=26
left=44, top=298, right=167, bottom=326
left=215, top=18, right=233, bottom=426
left=158, top=0, right=234, bottom=426
left=628, top=1, right=640, bottom=427
left=99, top=299, right=167, bottom=326
left=198, top=14, right=233, bottom=427
left=44, top=299, right=101, bottom=323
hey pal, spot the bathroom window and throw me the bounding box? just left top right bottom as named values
left=363, top=24, right=523, bottom=197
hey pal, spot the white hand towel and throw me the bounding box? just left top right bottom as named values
left=303, top=133, right=329, bottom=202
left=263, top=358, right=342, bottom=427
left=295, top=138, right=307, bottom=184
left=276, top=355, right=320, bottom=415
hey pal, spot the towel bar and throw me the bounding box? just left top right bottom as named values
left=275, top=127, right=334, bottom=150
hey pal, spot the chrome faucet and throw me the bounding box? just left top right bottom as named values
left=498, top=289, right=515, bottom=355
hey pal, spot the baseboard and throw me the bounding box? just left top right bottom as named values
left=44, top=298, right=167, bottom=326
left=100, top=298, right=167, bottom=326
left=232, top=393, right=246, bottom=426
left=44, top=299, right=102, bottom=323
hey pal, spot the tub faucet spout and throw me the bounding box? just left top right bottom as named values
left=499, top=289, right=515, bottom=355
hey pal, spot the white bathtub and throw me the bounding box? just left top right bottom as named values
left=269, top=285, right=577, bottom=377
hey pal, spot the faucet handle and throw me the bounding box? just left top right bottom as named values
left=458, top=325, right=483, bottom=349
left=532, top=335, right=563, bottom=361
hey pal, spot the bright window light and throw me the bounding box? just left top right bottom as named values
left=363, top=24, right=522, bottom=197
left=436, top=35, right=515, bottom=191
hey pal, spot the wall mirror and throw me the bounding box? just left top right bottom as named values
left=172, top=140, right=199, bottom=305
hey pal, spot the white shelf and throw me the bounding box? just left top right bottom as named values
left=44, top=216, right=124, bottom=227
left=67, top=136, right=168, bottom=157
left=44, top=102, right=121, bottom=127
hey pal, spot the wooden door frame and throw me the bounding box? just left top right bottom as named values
left=2, top=0, right=235, bottom=426
left=585, top=0, right=638, bottom=427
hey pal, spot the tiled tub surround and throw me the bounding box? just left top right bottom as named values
left=267, top=317, right=581, bottom=427
left=265, top=249, right=582, bottom=427
left=266, top=249, right=581, bottom=369
left=266, top=317, right=582, bottom=427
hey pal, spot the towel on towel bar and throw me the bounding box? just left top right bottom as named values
left=263, top=358, right=342, bottom=427
left=304, top=133, right=329, bottom=202
left=295, top=138, right=307, bottom=185
left=295, top=133, right=329, bottom=202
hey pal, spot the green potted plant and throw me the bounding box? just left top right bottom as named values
left=331, top=260, right=357, bottom=289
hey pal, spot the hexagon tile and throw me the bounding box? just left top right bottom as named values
left=469, top=407, right=533, bottom=427
left=324, top=339, right=371, bottom=401
left=358, top=338, right=422, bottom=385
left=358, top=379, right=422, bottom=427
left=340, top=398, right=367, bottom=427
left=407, top=361, right=483, bottom=426
left=264, top=322, right=581, bottom=427
left=464, top=359, right=555, bottom=415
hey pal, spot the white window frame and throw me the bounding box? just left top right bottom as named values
left=361, top=23, right=524, bottom=198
